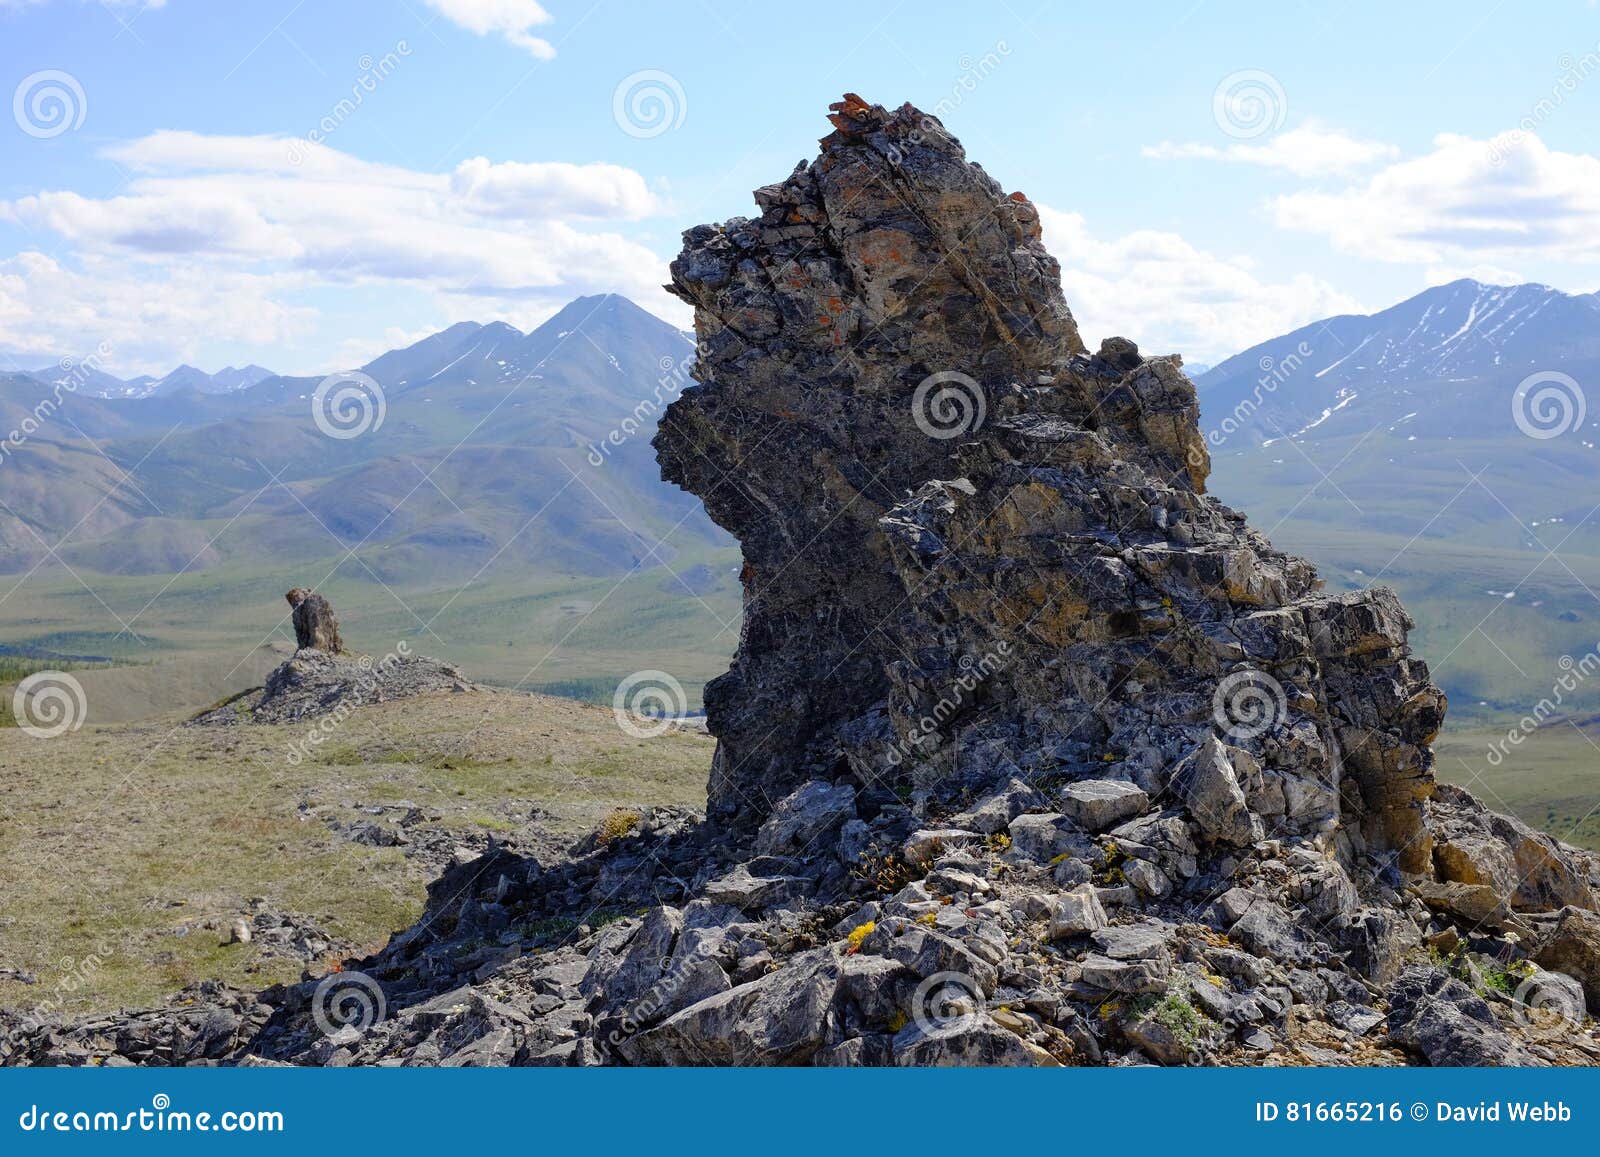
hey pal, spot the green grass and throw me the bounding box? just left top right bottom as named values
left=0, top=687, right=713, bottom=1016
left=1435, top=718, right=1600, bottom=852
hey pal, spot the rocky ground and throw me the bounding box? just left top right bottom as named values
left=192, top=646, right=474, bottom=727
left=5, top=96, right=1599, bottom=1067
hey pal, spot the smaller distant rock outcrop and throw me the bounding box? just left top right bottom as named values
left=192, top=589, right=473, bottom=725
left=286, top=587, right=344, bottom=653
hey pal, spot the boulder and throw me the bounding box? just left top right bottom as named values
left=1385, top=966, right=1535, bottom=1067
left=617, top=950, right=838, bottom=1066
left=950, top=778, right=1046, bottom=834
left=1059, top=779, right=1149, bottom=832
left=1171, top=736, right=1263, bottom=847
left=753, top=781, right=857, bottom=858
left=1048, top=885, right=1108, bottom=939
left=1533, top=907, right=1600, bottom=1013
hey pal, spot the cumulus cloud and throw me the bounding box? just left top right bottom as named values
left=0, top=131, right=679, bottom=373
left=1270, top=130, right=1600, bottom=265
left=423, top=0, right=556, bottom=59
left=450, top=157, right=659, bottom=220
left=0, top=251, right=315, bottom=373
left=1143, top=121, right=1399, bottom=177
left=1036, top=206, right=1365, bottom=363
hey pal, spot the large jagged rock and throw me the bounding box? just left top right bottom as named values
left=657, top=93, right=1443, bottom=871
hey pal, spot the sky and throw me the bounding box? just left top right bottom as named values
left=2, top=0, right=1599, bottom=378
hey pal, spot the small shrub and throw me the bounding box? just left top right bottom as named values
left=1129, top=989, right=1210, bottom=1051
left=595, top=808, right=643, bottom=845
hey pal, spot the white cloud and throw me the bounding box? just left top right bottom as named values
left=1143, top=121, right=1399, bottom=177
left=0, top=131, right=680, bottom=373
left=1271, top=130, right=1600, bottom=264
left=0, top=251, right=315, bottom=374
left=450, top=157, right=659, bottom=219
left=424, top=0, right=556, bottom=59
left=1036, top=206, right=1365, bottom=363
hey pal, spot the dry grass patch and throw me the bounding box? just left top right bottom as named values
left=0, top=688, right=710, bottom=1016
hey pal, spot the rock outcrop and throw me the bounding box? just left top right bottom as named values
left=192, top=591, right=474, bottom=725
left=656, top=93, right=1441, bottom=875
left=8, top=97, right=1600, bottom=1069
left=286, top=587, right=344, bottom=653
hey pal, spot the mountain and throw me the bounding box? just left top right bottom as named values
left=1198, top=280, right=1600, bottom=445
left=22, top=363, right=157, bottom=399
left=23, top=361, right=276, bottom=399
left=0, top=295, right=737, bottom=693
left=149, top=363, right=276, bottom=396
left=1196, top=279, right=1600, bottom=723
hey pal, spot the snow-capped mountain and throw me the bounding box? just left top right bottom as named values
left=28, top=361, right=276, bottom=399
left=1197, top=280, right=1600, bottom=445
left=147, top=363, right=277, bottom=396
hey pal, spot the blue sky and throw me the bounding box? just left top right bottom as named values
left=2, top=0, right=1599, bottom=376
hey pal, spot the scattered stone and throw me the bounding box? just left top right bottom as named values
left=1171, top=737, right=1262, bottom=847
left=1048, top=886, right=1108, bottom=939
left=1059, top=779, right=1148, bottom=832
left=950, top=778, right=1046, bottom=834
left=753, top=781, right=856, bottom=858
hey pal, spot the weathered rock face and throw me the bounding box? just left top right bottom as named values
left=286, top=587, right=344, bottom=653
left=658, top=94, right=1442, bottom=871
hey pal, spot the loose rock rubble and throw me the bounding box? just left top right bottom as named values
left=6, top=96, right=1600, bottom=1068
